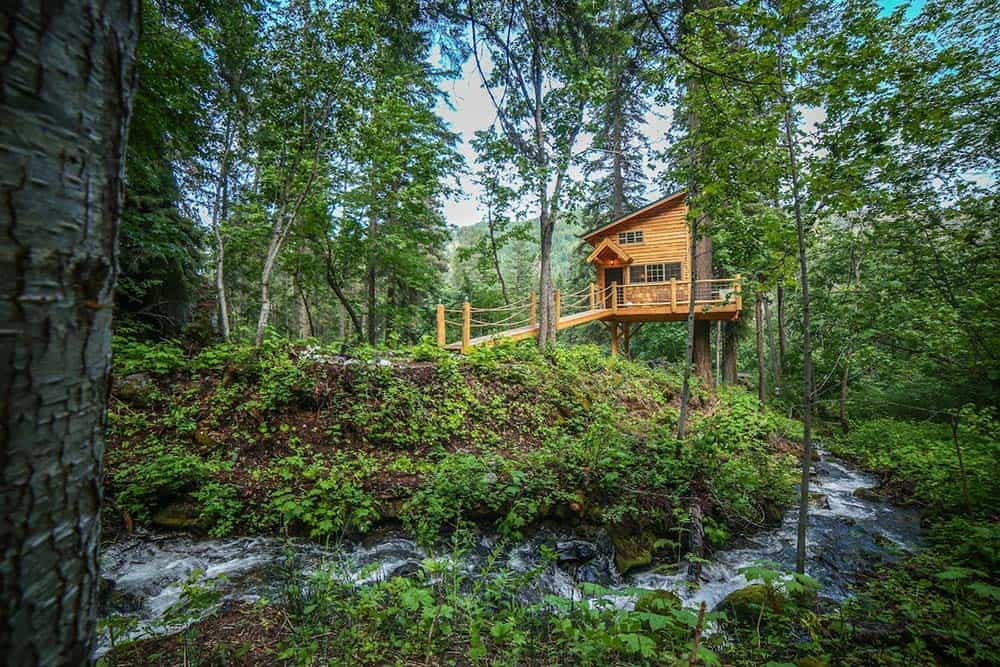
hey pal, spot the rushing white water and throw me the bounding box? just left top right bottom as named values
left=97, top=449, right=920, bottom=655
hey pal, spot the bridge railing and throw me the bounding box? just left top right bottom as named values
left=436, top=283, right=604, bottom=351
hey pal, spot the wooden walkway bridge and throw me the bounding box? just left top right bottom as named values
left=437, top=277, right=741, bottom=354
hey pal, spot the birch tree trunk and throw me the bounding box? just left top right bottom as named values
left=254, top=226, right=283, bottom=346
left=0, top=1, right=138, bottom=662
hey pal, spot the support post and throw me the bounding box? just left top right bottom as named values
left=610, top=322, right=619, bottom=357
left=611, top=281, right=619, bottom=313
left=670, top=278, right=677, bottom=313
left=462, top=301, right=471, bottom=353
left=623, top=323, right=631, bottom=359
left=554, top=289, right=561, bottom=323
left=436, top=304, right=445, bottom=347
left=734, top=274, right=743, bottom=310
left=530, top=292, right=537, bottom=326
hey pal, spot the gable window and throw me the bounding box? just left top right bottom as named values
left=617, top=230, right=643, bottom=245
left=629, top=262, right=682, bottom=284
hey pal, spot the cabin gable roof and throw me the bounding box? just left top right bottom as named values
left=586, top=237, right=633, bottom=265
left=581, top=190, right=687, bottom=243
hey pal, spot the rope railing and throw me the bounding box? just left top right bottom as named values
left=436, top=276, right=741, bottom=352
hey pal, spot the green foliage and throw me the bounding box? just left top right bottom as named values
left=272, top=538, right=720, bottom=665
left=113, top=450, right=214, bottom=523
left=828, top=413, right=999, bottom=514
left=113, top=337, right=186, bottom=376
left=269, top=452, right=379, bottom=539
left=192, top=482, right=244, bottom=537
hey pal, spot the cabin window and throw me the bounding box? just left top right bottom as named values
left=617, top=230, right=643, bottom=245
left=629, top=262, right=682, bottom=284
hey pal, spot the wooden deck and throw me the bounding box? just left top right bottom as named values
left=438, top=277, right=741, bottom=353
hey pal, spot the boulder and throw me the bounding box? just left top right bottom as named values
left=634, top=589, right=681, bottom=614
left=853, top=486, right=883, bottom=502
left=556, top=540, right=598, bottom=564
left=115, top=373, right=156, bottom=406
left=717, top=584, right=784, bottom=623
left=151, top=500, right=205, bottom=531
left=796, top=658, right=828, bottom=667
left=809, top=492, right=830, bottom=510
left=612, top=530, right=655, bottom=575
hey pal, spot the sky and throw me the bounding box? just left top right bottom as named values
left=432, top=0, right=926, bottom=229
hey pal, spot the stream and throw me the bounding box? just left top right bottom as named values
left=97, top=449, right=921, bottom=655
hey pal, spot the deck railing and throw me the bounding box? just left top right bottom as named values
left=607, top=276, right=742, bottom=311
left=436, top=276, right=741, bottom=350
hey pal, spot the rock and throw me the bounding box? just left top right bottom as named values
left=717, top=584, right=784, bottom=623
left=809, top=492, right=830, bottom=510
left=387, top=560, right=423, bottom=579
left=193, top=427, right=219, bottom=448
left=612, top=530, right=655, bottom=575
left=151, top=501, right=205, bottom=531
left=796, top=658, right=828, bottom=667
left=99, top=576, right=144, bottom=615
left=762, top=501, right=786, bottom=524
left=556, top=540, right=598, bottom=563
left=853, top=486, right=883, bottom=502
left=115, top=373, right=155, bottom=406
left=634, top=590, right=681, bottom=614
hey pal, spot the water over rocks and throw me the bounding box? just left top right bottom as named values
left=98, top=450, right=920, bottom=655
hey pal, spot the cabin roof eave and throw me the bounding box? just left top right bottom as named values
left=580, top=190, right=687, bottom=242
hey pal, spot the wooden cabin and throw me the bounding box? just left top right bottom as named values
left=584, top=191, right=741, bottom=321
left=436, top=191, right=741, bottom=354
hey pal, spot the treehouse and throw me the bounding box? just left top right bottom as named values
left=436, top=191, right=741, bottom=354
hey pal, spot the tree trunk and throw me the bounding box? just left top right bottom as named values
left=366, top=209, right=378, bottom=346
left=533, top=42, right=557, bottom=349
left=214, top=230, right=230, bottom=340
left=776, top=284, right=787, bottom=370
left=782, top=58, right=815, bottom=576
left=764, top=293, right=780, bottom=394
left=254, top=229, right=282, bottom=346
left=722, top=321, right=739, bottom=383
left=0, top=1, right=138, bottom=662
left=755, top=294, right=767, bottom=404
left=486, top=210, right=509, bottom=305
left=839, top=356, right=851, bottom=433
left=692, top=237, right=713, bottom=387
left=211, top=118, right=234, bottom=341
left=677, top=209, right=700, bottom=439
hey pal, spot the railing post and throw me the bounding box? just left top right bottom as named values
left=462, top=301, right=471, bottom=353
left=670, top=278, right=677, bottom=312
left=589, top=282, right=596, bottom=309
left=436, top=303, right=445, bottom=347
left=529, top=292, right=537, bottom=326
left=554, top=289, right=561, bottom=322
left=734, top=274, right=742, bottom=310
left=611, top=281, right=619, bottom=313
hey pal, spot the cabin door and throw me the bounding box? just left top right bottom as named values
left=604, top=267, right=624, bottom=307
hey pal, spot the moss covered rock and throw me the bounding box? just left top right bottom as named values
left=634, top=589, right=681, bottom=613
left=152, top=500, right=205, bottom=531
left=612, top=530, right=655, bottom=574
left=717, top=584, right=784, bottom=623
left=796, top=658, right=828, bottom=667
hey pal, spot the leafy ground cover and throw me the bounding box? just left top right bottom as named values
left=105, top=337, right=799, bottom=555
left=102, top=337, right=999, bottom=666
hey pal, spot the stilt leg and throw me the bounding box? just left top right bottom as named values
left=610, top=321, right=619, bottom=357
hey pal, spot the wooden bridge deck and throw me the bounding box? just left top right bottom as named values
left=443, top=308, right=610, bottom=351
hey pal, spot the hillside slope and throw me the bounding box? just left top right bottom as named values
left=106, top=339, right=799, bottom=562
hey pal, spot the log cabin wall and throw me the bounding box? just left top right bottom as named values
left=589, top=196, right=691, bottom=293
